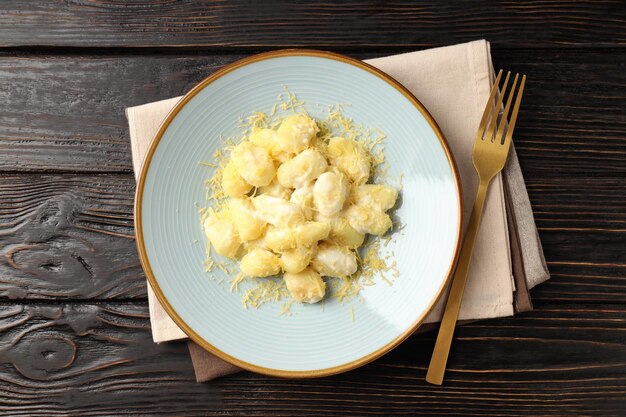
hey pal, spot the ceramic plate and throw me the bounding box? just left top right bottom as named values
left=136, top=50, right=462, bottom=377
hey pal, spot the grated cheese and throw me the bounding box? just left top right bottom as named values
left=278, top=300, right=294, bottom=317
left=240, top=279, right=291, bottom=310
left=279, top=86, right=305, bottom=112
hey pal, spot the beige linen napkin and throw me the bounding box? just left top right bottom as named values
left=127, top=39, right=549, bottom=380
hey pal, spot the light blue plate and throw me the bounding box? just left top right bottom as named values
left=136, top=50, right=462, bottom=377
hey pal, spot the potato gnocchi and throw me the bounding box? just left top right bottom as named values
left=202, top=112, right=398, bottom=305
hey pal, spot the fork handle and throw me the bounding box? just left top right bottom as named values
left=426, top=179, right=491, bottom=385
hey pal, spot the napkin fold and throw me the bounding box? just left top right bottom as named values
left=126, top=39, right=549, bottom=382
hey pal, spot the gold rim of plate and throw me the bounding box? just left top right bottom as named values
left=134, top=49, right=464, bottom=378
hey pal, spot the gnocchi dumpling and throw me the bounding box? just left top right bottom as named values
left=280, top=245, right=315, bottom=274
left=250, top=129, right=293, bottom=164
left=240, top=249, right=281, bottom=277
left=243, top=234, right=269, bottom=251
left=252, top=195, right=305, bottom=227
left=326, top=136, right=371, bottom=185
left=276, top=114, right=319, bottom=154
left=277, top=149, right=327, bottom=189
left=345, top=205, right=393, bottom=236
left=265, top=221, right=330, bottom=252
left=228, top=198, right=266, bottom=241
left=313, top=212, right=365, bottom=248
left=328, top=216, right=365, bottom=248
left=249, top=128, right=280, bottom=156
left=203, top=211, right=242, bottom=259
left=311, top=243, right=358, bottom=278
left=273, top=151, right=292, bottom=164
left=258, top=179, right=292, bottom=200
left=290, top=181, right=315, bottom=220
left=351, top=184, right=398, bottom=212
left=283, top=267, right=325, bottom=303
left=230, top=142, right=275, bottom=187
left=221, top=160, right=252, bottom=198
left=313, top=170, right=349, bottom=216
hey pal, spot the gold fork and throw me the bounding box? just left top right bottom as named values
left=426, top=69, right=526, bottom=385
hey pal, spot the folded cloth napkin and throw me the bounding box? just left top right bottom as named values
left=126, top=39, right=549, bottom=382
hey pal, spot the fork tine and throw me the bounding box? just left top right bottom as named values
left=484, top=71, right=511, bottom=142
left=495, top=73, right=519, bottom=145
left=475, top=70, right=503, bottom=141
left=503, top=74, right=527, bottom=147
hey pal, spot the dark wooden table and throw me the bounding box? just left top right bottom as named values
left=0, top=1, right=624, bottom=415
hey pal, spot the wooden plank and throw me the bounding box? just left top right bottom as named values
left=0, top=49, right=624, bottom=174
left=0, top=302, right=624, bottom=415
left=0, top=54, right=240, bottom=172
left=492, top=48, right=626, bottom=175
left=0, top=173, right=624, bottom=304
left=0, top=302, right=222, bottom=415
left=0, top=1, right=624, bottom=49
left=527, top=177, right=626, bottom=304
left=0, top=174, right=143, bottom=299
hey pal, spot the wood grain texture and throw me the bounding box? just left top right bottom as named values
left=526, top=176, right=626, bottom=303
left=491, top=48, right=626, bottom=175
left=0, top=54, right=239, bottom=172
left=526, top=177, right=626, bottom=304
left=0, top=302, right=624, bottom=416
left=0, top=174, right=143, bottom=299
left=0, top=302, right=223, bottom=416
left=0, top=50, right=624, bottom=173
left=0, top=1, right=624, bottom=49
